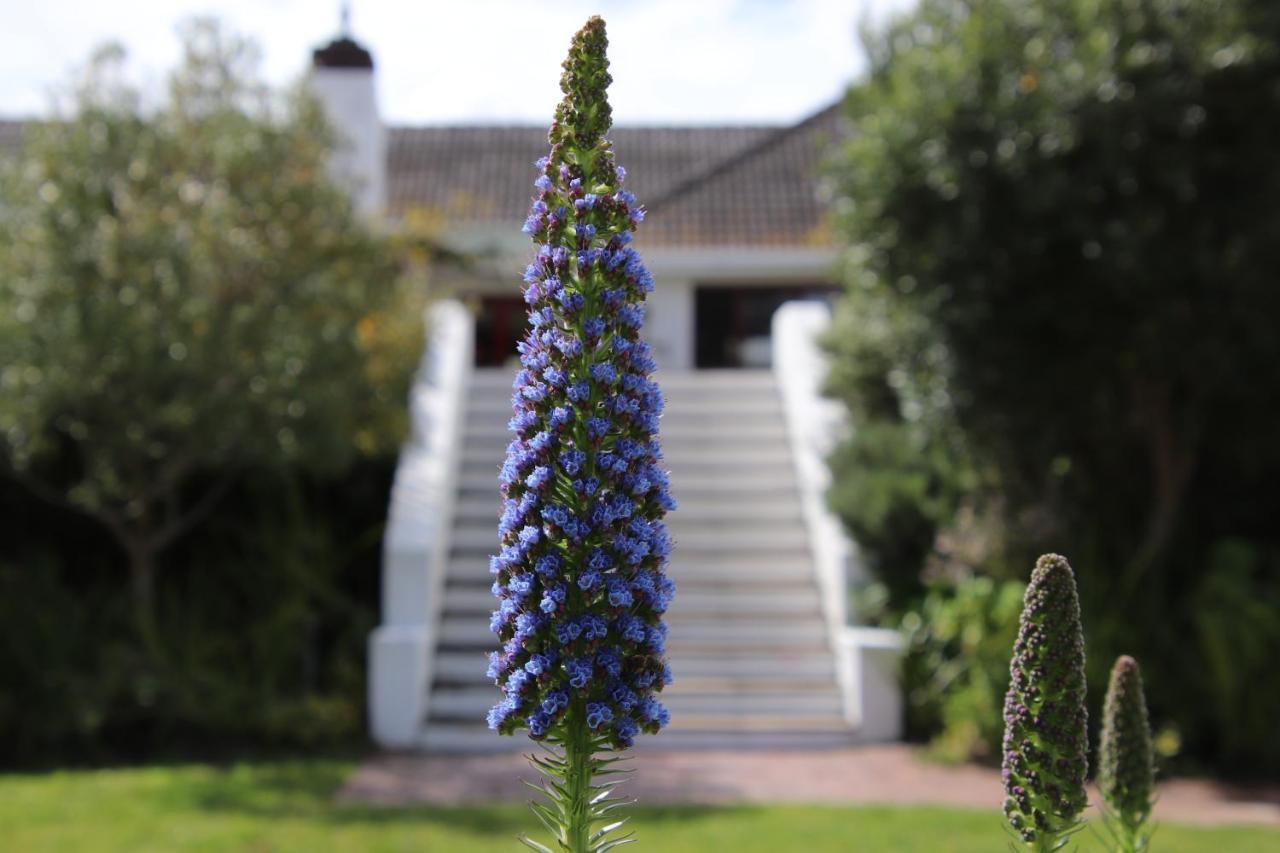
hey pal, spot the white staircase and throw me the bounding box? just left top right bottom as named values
left=369, top=300, right=902, bottom=752
left=420, top=369, right=854, bottom=752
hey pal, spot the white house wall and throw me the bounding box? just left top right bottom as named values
left=440, top=239, right=840, bottom=370
left=645, top=278, right=693, bottom=369
left=645, top=246, right=839, bottom=369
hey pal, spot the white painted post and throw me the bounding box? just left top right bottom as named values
left=369, top=300, right=472, bottom=748
left=844, top=626, right=905, bottom=742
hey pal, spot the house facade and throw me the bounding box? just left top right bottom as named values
left=309, top=33, right=846, bottom=371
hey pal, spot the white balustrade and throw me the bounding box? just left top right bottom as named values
left=369, top=299, right=473, bottom=748
left=772, top=301, right=902, bottom=741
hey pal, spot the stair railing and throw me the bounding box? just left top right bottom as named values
left=772, top=300, right=903, bottom=741
left=369, top=299, right=473, bottom=748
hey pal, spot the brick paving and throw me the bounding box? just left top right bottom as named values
left=338, top=744, right=1280, bottom=827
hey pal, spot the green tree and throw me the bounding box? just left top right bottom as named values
left=829, top=0, right=1280, bottom=772
left=0, top=20, right=423, bottom=654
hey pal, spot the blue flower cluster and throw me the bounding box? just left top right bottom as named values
left=488, top=144, right=676, bottom=750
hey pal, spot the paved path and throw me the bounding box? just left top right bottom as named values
left=338, top=744, right=1280, bottom=827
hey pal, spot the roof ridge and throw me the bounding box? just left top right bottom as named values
left=643, top=100, right=845, bottom=213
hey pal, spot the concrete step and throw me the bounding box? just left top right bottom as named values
left=465, top=405, right=783, bottom=428
left=429, top=658, right=839, bottom=697
left=466, top=381, right=782, bottom=402
left=448, top=526, right=809, bottom=554
left=449, top=522, right=814, bottom=546
left=665, top=621, right=827, bottom=645
left=459, top=446, right=793, bottom=470
left=440, top=602, right=824, bottom=628
left=456, top=475, right=800, bottom=499
left=433, top=652, right=837, bottom=685
left=470, top=369, right=779, bottom=391
left=430, top=687, right=842, bottom=719
left=419, top=718, right=853, bottom=754
left=469, top=367, right=780, bottom=383
left=471, top=402, right=812, bottom=417
left=437, top=618, right=827, bottom=651
left=460, top=417, right=783, bottom=438
left=425, top=706, right=849, bottom=734
left=445, top=555, right=816, bottom=584
left=450, top=524, right=807, bottom=552
left=442, top=586, right=821, bottom=617
left=458, top=458, right=793, bottom=481
left=453, top=497, right=803, bottom=525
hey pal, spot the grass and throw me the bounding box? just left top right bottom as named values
left=0, top=760, right=1275, bottom=852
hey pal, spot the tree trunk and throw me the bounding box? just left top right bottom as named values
left=124, top=534, right=163, bottom=660
left=1122, top=382, right=1198, bottom=595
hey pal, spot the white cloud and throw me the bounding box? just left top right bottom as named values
left=0, top=0, right=916, bottom=125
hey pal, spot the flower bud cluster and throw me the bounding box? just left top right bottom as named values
left=487, top=16, right=675, bottom=750
left=1001, top=553, right=1089, bottom=846
left=1099, top=654, right=1154, bottom=833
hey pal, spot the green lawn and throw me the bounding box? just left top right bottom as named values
left=0, top=761, right=1274, bottom=852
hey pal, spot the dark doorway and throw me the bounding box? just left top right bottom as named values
left=694, top=285, right=837, bottom=368
left=474, top=295, right=526, bottom=367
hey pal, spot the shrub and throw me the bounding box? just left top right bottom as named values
left=828, top=0, right=1280, bottom=774
left=0, top=461, right=394, bottom=765
left=0, top=20, right=423, bottom=656
left=899, top=575, right=1024, bottom=763
left=0, top=21, right=431, bottom=763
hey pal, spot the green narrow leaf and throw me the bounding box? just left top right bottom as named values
left=517, top=835, right=555, bottom=853
left=594, top=832, right=638, bottom=852
left=589, top=786, right=618, bottom=805
left=529, top=801, right=566, bottom=841
left=523, top=779, right=567, bottom=806
left=592, top=799, right=636, bottom=816
left=589, top=818, right=629, bottom=842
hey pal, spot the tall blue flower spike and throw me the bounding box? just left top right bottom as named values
left=487, top=16, right=675, bottom=853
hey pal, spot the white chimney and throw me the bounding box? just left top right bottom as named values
left=308, top=14, right=386, bottom=217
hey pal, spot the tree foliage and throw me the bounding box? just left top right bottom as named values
left=0, top=20, right=424, bottom=649
left=828, top=0, right=1280, bottom=773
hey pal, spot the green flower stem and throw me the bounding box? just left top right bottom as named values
left=564, top=700, right=592, bottom=853
left=1032, top=835, right=1060, bottom=853
left=521, top=702, right=634, bottom=852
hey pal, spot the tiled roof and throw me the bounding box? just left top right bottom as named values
left=388, top=106, right=848, bottom=247
left=643, top=104, right=847, bottom=247
left=0, top=104, right=850, bottom=248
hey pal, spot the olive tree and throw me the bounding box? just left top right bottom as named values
left=0, top=21, right=424, bottom=650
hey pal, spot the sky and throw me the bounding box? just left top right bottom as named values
left=0, top=0, right=916, bottom=127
